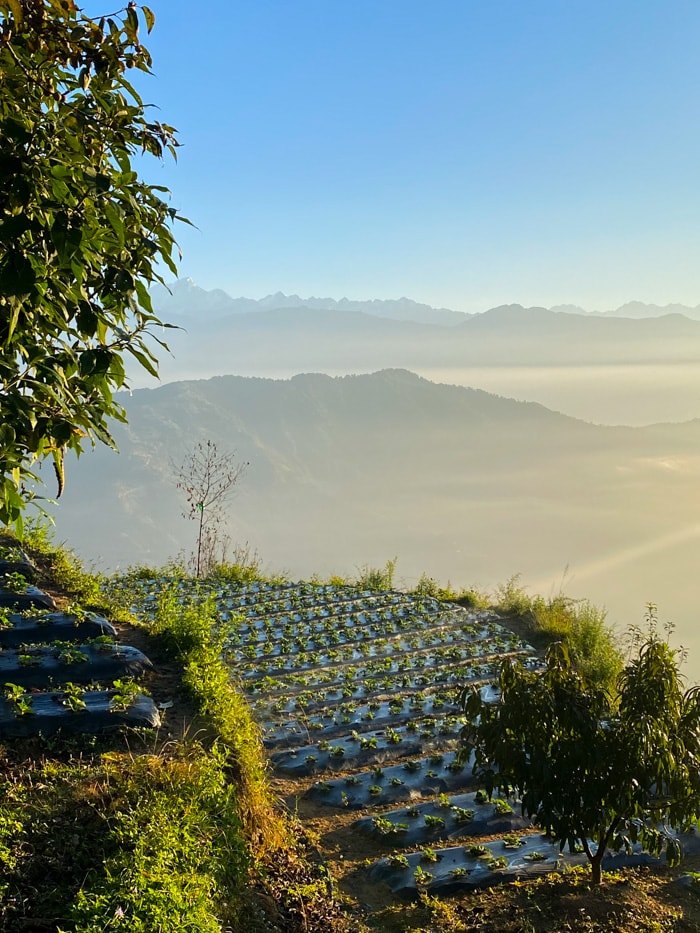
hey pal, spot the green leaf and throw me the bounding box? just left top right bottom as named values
left=103, top=201, right=125, bottom=247
left=128, top=346, right=159, bottom=379
left=6, top=0, right=23, bottom=24
left=142, top=5, right=156, bottom=33
left=0, top=0, right=185, bottom=530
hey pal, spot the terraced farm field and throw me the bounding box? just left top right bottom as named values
left=116, top=576, right=695, bottom=910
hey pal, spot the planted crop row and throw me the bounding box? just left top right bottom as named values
left=236, top=637, right=528, bottom=682
left=244, top=655, right=508, bottom=701
left=224, top=615, right=516, bottom=664
left=270, top=714, right=466, bottom=776
left=355, top=790, right=531, bottom=847
left=261, top=691, right=464, bottom=747
left=304, top=750, right=475, bottom=809
left=221, top=607, right=451, bottom=650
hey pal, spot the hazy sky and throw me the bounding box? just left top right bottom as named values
left=133, top=1, right=700, bottom=313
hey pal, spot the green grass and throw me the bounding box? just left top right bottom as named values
left=148, top=586, right=287, bottom=852
left=492, top=575, right=623, bottom=690
left=0, top=746, right=249, bottom=932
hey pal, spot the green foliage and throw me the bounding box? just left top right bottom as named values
left=355, top=557, right=398, bottom=591
left=108, top=677, right=141, bottom=712
left=492, top=575, right=622, bottom=689
left=3, top=681, right=33, bottom=715
left=67, top=750, right=247, bottom=933
left=0, top=0, right=185, bottom=529
left=149, top=587, right=286, bottom=851
left=461, top=634, right=700, bottom=884
left=411, top=572, right=486, bottom=606
left=0, top=748, right=248, bottom=932
left=22, top=519, right=111, bottom=609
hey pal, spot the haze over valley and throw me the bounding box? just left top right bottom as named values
left=51, top=323, right=700, bottom=679
left=143, top=282, right=700, bottom=427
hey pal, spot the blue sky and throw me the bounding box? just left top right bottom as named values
left=133, top=0, right=700, bottom=312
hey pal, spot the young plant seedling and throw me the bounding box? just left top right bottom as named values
left=4, top=682, right=33, bottom=716
left=60, top=682, right=87, bottom=712
left=109, top=678, right=141, bottom=712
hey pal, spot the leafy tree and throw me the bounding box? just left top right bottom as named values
left=173, top=440, right=249, bottom=578
left=0, top=0, right=184, bottom=532
left=460, top=633, right=700, bottom=884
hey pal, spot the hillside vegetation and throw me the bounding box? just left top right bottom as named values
left=1, top=535, right=699, bottom=932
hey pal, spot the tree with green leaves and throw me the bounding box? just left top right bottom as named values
left=460, top=630, right=700, bottom=884
left=0, top=0, right=184, bottom=532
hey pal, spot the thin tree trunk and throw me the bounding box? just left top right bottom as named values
left=196, top=504, right=204, bottom=577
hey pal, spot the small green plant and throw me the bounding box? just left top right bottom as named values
left=368, top=785, right=382, bottom=797
left=360, top=735, right=377, bottom=749
left=109, top=678, right=141, bottom=712
left=424, top=815, right=445, bottom=830
left=502, top=834, right=525, bottom=848
left=0, top=607, right=14, bottom=628
left=4, top=682, right=33, bottom=716
left=467, top=844, right=490, bottom=858
left=388, top=853, right=410, bottom=870
left=372, top=815, right=408, bottom=836
left=18, top=652, right=40, bottom=667
left=2, top=571, right=27, bottom=593
left=420, top=846, right=439, bottom=863
left=345, top=775, right=361, bottom=786
left=524, top=851, right=548, bottom=861
left=329, top=745, right=345, bottom=758
left=403, top=760, right=421, bottom=773
left=406, top=806, right=420, bottom=818
left=54, top=643, right=88, bottom=664
left=493, top=798, right=514, bottom=815
left=437, top=793, right=452, bottom=809
left=451, top=806, right=475, bottom=824
left=448, top=866, right=469, bottom=878
left=60, top=682, right=87, bottom=712
left=389, top=776, right=404, bottom=786
left=413, top=865, right=434, bottom=886
left=371, top=766, right=385, bottom=781
left=488, top=855, right=508, bottom=870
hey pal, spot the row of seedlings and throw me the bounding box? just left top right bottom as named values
left=0, top=549, right=159, bottom=737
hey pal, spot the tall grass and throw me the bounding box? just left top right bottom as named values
left=493, top=575, right=623, bottom=690
left=355, top=557, right=398, bottom=590
left=149, top=588, right=288, bottom=852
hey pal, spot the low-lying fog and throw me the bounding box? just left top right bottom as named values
left=50, top=364, right=700, bottom=682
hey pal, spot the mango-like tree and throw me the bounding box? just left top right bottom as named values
left=0, top=0, right=183, bottom=531
left=460, top=633, right=700, bottom=884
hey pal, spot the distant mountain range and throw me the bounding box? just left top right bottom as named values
left=151, top=279, right=700, bottom=324
left=150, top=279, right=469, bottom=325
left=143, top=290, right=700, bottom=393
